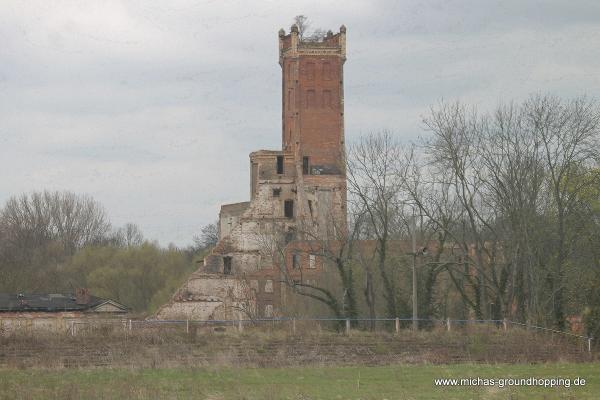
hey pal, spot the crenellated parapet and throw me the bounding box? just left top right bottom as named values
left=278, top=24, right=346, bottom=65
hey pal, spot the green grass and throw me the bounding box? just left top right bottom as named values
left=0, top=363, right=598, bottom=399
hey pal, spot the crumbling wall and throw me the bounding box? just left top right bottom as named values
left=155, top=273, right=255, bottom=320
left=172, top=159, right=345, bottom=320
left=0, top=312, right=122, bottom=335
left=219, top=202, right=249, bottom=239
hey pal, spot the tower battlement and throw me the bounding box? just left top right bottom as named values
left=278, top=25, right=346, bottom=64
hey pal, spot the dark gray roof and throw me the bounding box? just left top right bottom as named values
left=0, top=293, right=128, bottom=313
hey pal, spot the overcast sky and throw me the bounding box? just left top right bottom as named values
left=1, top=1, right=599, bottom=246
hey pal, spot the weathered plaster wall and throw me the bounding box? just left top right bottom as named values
left=155, top=273, right=254, bottom=320
left=220, top=202, right=250, bottom=239
left=0, top=312, right=123, bottom=334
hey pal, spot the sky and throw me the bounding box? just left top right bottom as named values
left=1, top=0, right=599, bottom=246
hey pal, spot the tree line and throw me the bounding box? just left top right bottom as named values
left=0, top=191, right=214, bottom=314
left=273, top=94, right=600, bottom=338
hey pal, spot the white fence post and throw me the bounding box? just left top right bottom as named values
left=503, top=318, right=508, bottom=331
left=395, top=317, right=400, bottom=334
left=345, top=318, right=350, bottom=335
left=447, top=318, right=451, bottom=332
left=186, top=319, right=189, bottom=334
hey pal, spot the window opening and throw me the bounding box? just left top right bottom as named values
left=264, top=280, right=274, bottom=293
left=303, top=156, right=310, bottom=175
left=223, top=256, right=232, bottom=274
left=285, top=229, right=295, bottom=244
left=306, top=90, right=316, bottom=108
left=323, top=90, right=332, bottom=108
left=322, top=62, right=332, bottom=80
left=306, top=62, right=315, bottom=80
left=284, top=200, right=294, bottom=218
left=264, top=304, right=273, bottom=317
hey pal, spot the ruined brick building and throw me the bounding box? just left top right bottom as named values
left=157, top=24, right=348, bottom=320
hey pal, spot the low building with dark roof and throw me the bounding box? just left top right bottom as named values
left=0, top=289, right=128, bottom=334
left=0, top=291, right=127, bottom=314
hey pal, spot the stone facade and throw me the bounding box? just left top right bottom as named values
left=157, top=24, right=348, bottom=320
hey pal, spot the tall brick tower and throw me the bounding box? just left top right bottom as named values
left=278, top=25, right=347, bottom=232
left=279, top=25, right=346, bottom=176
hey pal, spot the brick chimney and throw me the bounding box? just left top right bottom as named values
left=75, top=288, right=90, bottom=305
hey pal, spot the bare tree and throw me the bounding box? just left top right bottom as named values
left=405, top=95, right=600, bottom=328
left=293, top=15, right=326, bottom=42
left=524, top=95, right=600, bottom=329
left=347, top=131, right=406, bottom=318
left=1, top=191, right=110, bottom=257
left=352, top=202, right=378, bottom=328
left=477, top=103, right=547, bottom=322
left=193, top=221, right=219, bottom=251
left=293, top=15, right=309, bottom=39
left=401, top=149, right=464, bottom=322
left=113, top=223, right=145, bottom=248
left=0, top=190, right=110, bottom=292
left=416, top=102, right=507, bottom=320
left=256, top=210, right=360, bottom=321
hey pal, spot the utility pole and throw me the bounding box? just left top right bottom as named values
left=412, top=213, right=418, bottom=331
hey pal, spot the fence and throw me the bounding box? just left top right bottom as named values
left=1, top=316, right=595, bottom=368
left=60, top=316, right=594, bottom=354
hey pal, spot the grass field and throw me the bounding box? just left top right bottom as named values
left=0, top=362, right=598, bottom=400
